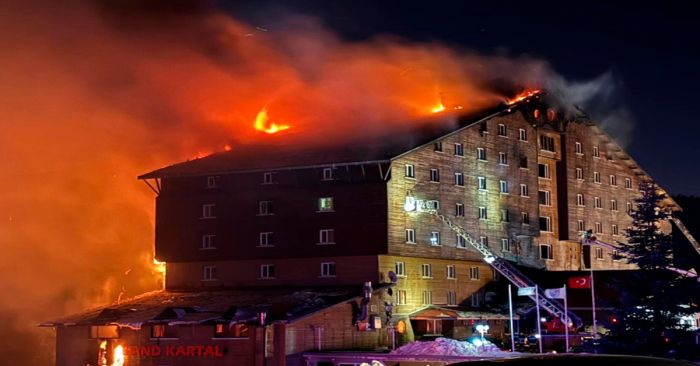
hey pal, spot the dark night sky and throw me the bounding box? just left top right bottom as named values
left=225, top=1, right=700, bottom=196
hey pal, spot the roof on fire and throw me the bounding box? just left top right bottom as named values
left=41, top=284, right=391, bottom=328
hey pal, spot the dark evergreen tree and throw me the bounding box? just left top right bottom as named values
left=609, top=181, right=699, bottom=356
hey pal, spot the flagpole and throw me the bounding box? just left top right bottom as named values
left=508, top=285, right=515, bottom=352
left=590, top=269, right=597, bottom=339
left=535, top=285, right=543, bottom=354
left=564, top=285, right=569, bottom=353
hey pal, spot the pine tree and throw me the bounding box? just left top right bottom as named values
left=610, top=181, right=699, bottom=356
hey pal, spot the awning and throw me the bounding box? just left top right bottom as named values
left=409, top=306, right=517, bottom=321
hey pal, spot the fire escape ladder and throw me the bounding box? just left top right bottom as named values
left=426, top=209, right=582, bottom=326
left=670, top=217, right=700, bottom=256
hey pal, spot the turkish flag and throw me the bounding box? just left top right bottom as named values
left=568, top=275, right=591, bottom=289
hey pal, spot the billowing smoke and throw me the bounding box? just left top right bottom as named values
left=0, top=1, right=626, bottom=365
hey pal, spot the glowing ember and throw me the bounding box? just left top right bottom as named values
left=430, top=101, right=446, bottom=113
left=223, top=144, right=232, bottom=151
left=505, top=89, right=542, bottom=105
left=254, top=107, right=290, bottom=134
left=112, top=345, right=125, bottom=366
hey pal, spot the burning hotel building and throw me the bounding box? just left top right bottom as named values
left=44, top=92, right=698, bottom=366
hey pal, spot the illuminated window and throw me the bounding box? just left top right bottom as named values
left=201, top=234, right=216, bottom=250
left=206, top=176, right=220, bottom=189
left=499, top=152, right=508, bottom=165
left=447, top=291, right=458, bottom=306
left=610, top=175, right=617, bottom=186
left=538, top=163, right=550, bottom=179
left=429, top=168, right=440, bottom=182
left=456, top=235, right=466, bottom=248
left=539, top=135, right=555, bottom=152
left=454, top=143, right=464, bottom=156
left=434, top=141, right=443, bottom=152
left=201, top=204, right=216, bottom=219
left=320, top=262, right=336, bottom=277
left=611, top=200, right=618, bottom=211
left=519, top=156, right=528, bottom=169
left=151, top=324, right=178, bottom=339
left=501, top=238, right=510, bottom=252
left=520, top=184, right=529, bottom=197
left=577, top=194, right=585, bottom=206
left=262, top=172, right=275, bottom=184
left=446, top=265, right=456, bottom=279
left=500, top=209, right=509, bottom=222
left=259, top=232, right=274, bottom=247
left=478, top=207, right=487, bottom=220
left=612, top=224, right=619, bottom=236
left=625, top=178, right=633, bottom=189
left=215, top=323, right=249, bottom=338
left=593, top=146, right=600, bottom=158
left=538, top=190, right=551, bottom=206
left=593, top=171, right=601, bottom=184
left=575, top=142, right=583, bottom=155
left=422, top=291, right=433, bottom=305
left=521, top=212, right=530, bottom=225
left=455, top=172, right=464, bottom=186
left=539, top=244, right=553, bottom=260
left=202, top=266, right=217, bottom=281
left=455, top=203, right=465, bottom=217
left=595, top=222, right=603, bottom=234
left=576, top=168, right=584, bottom=180
left=89, top=325, right=119, bottom=339
left=498, top=124, right=507, bottom=136
left=477, top=176, right=487, bottom=190
left=595, top=247, right=604, bottom=260
left=405, top=164, right=415, bottom=178
left=318, top=197, right=334, bottom=212
left=319, top=229, right=335, bottom=245
left=469, top=266, right=480, bottom=280
left=429, top=231, right=441, bottom=246
left=577, top=220, right=585, bottom=232
left=500, top=180, right=509, bottom=194
left=260, top=264, right=275, bottom=279
left=405, top=229, right=416, bottom=244
left=421, top=264, right=432, bottom=278
left=594, top=196, right=602, bottom=209
left=476, top=147, right=486, bottom=161
left=518, top=128, right=528, bottom=141
left=539, top=216, right=552, bottom=232
left=396, top=290, right=407, bottom=305
left=395, top=262, right=406, bottom=277
left=258, top=201, right=273, bottom=215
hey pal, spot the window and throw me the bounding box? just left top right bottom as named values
left=594, top=196, right=602, bottom=209
left=501, top=238, right=510, bottom=252
left=258, top=232, right=274, bottom=247
left=320, top=262, right=336, bottom=277
left=151, top=324, right=167, bottom=339
left=609, top=175, right=617, bottom=186
left=540, top=135, right=555, bottom=152
left=469, top=266, right=480, bottom=280
left=593, top=146, right=600, bottom=158
left=521, top=212, right=530, bottom=225
left=434, top=141, right=443, bottom=152
left=576, top=194, right=585, bottom=206
left=612, top=224, right=619, bottom=236
left=625, top=178, right=633, bottom=189
left=612, top=250, right=621, bottom=261
left=539, top=216, right=552, bottom=232
left=500, top=209, right=509, bottom=222
left=454, top=172, right=464, bottom=186
left=538, top=190, right=551, bottom=206
left=262, top=172, right=274, bottom=184
left=595, top=222, right=603, bottom=234
left=520, top=184, right=529, bottom=197
left=404, top=164, right=415, bottom=178
left=477, top=176, right=487, bottom=190
left=577, top=220, right=585, bottom=232
left=576, top=167, right=584, bottom=180
left=405, top=229, right=416, bottom=244
left=519, top=156, right=528, bottom=169
left=499, top=180, right=509, bottom=194
left=421, top=263, right=432, bottom=278
left=476, top=147, right=486, bottom=161
left=479, top=236, right=489, bottom=247
left=611, top=199, right=618, bottom=211
left=422, top=291, right=433, bottom=305
left=395, top=262, right=406, bottom=277
left=203, top=266, right=217, bottom=281
left=319, top=229, right=335, bottom=244
left=538, top=163, right=550, bottom=179
left=470, top=292, right=481, bottom=307
left=626, top=202, right=633, bottom=213
left=518, top=128, right=528, bottom=141
left=430, top=168, right=440, bottom=182
left=498, top=123, right=507, bottom=136
left=575, top=142, right=583, bottom=155
left=593, top=171, right=601, bottom=183
left=454, top=143, right=464, bottom=156
left=427, top=200, right=440, bottom=210
left=595, top=247, right=604, bottom=260
left=539, top=244, right=553, bottom=260
left=318, top=197, right=334, bottom=212
left=447, top=291, right=458, bottom=306
left=260, top=264, right=275, bottom=279
left=499, top=152, right=508, bottom=165
left=455, top=203, right=465, bottom=217
left=478, top=207, right=488, bottom=220
left=429, top=231, right=441, bottom=246
left=202, top=204, right=216, bottom=219
left=396, top=290, right=407, bottom=305
left=456, top=235, right=467, bottom=248
left=206, top=176, right=221, bottom=189
left=89, top=325, right=119, bottom=339
left=446, top=265, right=456, bottom=279
left=258, top=200, right=273, bottom=215
left=479, top=121, right=488, bottom=134
left=322, top=167, right=334, bottom=181
left=201, top=234, right=216, bottom=250
left=215, top=323, right=249, bottom=339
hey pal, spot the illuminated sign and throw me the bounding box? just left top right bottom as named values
left=122, top=345, right=224, bottom=358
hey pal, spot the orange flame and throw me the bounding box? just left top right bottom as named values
left=112, top=344, right=125, bottom=366
left=153, top=258, right=166, bottom=290
left=430, top=101, right=446, bottom=114
left=505, top=89, right=542, bottom=105
left=254, top=107, right=290, bottom=134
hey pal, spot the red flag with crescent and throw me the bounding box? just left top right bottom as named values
left=568, top=275, right=591, bottom=289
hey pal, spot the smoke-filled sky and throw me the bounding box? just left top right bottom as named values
left=1, top=1, right=698, bottom=365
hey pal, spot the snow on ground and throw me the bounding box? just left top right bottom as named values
left=392, top=337, right=510, bottom=357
